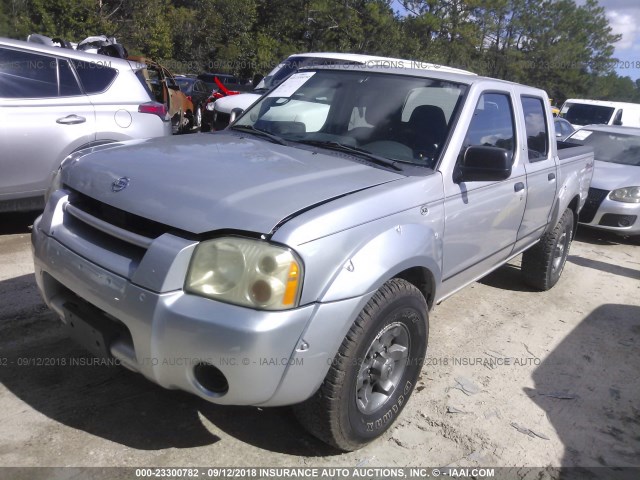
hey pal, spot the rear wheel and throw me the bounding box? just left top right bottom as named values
left=171, top=110, right=183, bottom=135
left=522, top=208, right=574, bottom=290
left=294, top=278, right=428, bottom=451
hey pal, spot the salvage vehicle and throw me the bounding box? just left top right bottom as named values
left=175, top=76, right=210, bottom=131
left=210, top=52, right=474, bottom=130
left=32, top=64, right=594, bottom=450
left=567, top=126, right=640, bottom=236
left=0, top=37, right=170, bottom=213
left=196, top=72, right=248, bottom=93
left=130, top=56, right=194, bottom=134
left=201, top=76, right=244, bottom=132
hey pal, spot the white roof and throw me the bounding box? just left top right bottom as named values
left=563, top=98, right=640, bottom=108
left=285, top=52, right=476, bottom=76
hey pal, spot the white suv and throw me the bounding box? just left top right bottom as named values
left=0, top=37, right=171, bottom=212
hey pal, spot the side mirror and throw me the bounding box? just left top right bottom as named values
left=455, top=146, right=513, bottom=183
left=229, top=107, right=244, bottom=124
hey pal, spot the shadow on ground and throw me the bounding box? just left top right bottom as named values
left=575, top=227, right=640, bottom=246
left=526, top=304, right=640, bottom=474
left=568, top=255, right=640, bottom=281
left=0, top=273, right=336, bottom=455
left=479, top=263, right=536, bottom=292
left=0, top=211, right=41, bottom=235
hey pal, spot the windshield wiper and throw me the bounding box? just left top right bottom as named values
left=230, top=125, right=287, bottom=146
left=296, top=140, right=403, bottom=171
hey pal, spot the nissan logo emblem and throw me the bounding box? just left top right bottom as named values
left=112, top=177, right=130, bottom=192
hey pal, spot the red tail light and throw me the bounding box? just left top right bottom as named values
left=187, top=95, right=192, bottom=102
left=138, top=101, right=169, bottom=120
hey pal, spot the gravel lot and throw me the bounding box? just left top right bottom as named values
left=1, top=212, right=638, bottom=474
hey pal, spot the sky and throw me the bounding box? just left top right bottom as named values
left=392, top=0, right=640, bottom=81
left=589, top=0, right=640, bottom=81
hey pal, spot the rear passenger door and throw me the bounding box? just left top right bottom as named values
left=441, top=91, right=527, bottom=288
left=516, top=96, right=557, bottom=245
left=0, top=46, right=95, bottom=200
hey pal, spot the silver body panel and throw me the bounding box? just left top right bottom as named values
left=32, top=66, right=594, bottom=406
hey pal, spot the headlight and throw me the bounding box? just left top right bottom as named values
left=609, top=186, right=640, bottom=203
left=206, top=102, right=215, bottom=111
left=44, top=167, right=63, bottom=205
left=185, top=237, right=303, bottom=310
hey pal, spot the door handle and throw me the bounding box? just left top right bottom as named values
left=514, top=182, right=525, bottom=192
left=56, top=115, right=86, bottom=125
left=548, top=172, right=556, bottom=181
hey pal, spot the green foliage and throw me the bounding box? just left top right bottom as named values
left=2, top=0, right=638, bottom=102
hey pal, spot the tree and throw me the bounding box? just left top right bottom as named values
left=0, top=0, right=631, bottom=98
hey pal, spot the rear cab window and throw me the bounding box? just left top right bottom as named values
left=520, top=96, right=549, bottom=162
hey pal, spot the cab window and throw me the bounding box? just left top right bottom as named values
left=521, top=96, right=549, bottom=161
left=463, top=92, right=516, bottom=153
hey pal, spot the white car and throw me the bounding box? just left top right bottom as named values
left=211, top=52, right=474, bottom=130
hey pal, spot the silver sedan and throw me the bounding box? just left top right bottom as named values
left=568, top=125, right=640, bottom=236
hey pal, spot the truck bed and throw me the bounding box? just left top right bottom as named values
left=557, top=141, right=593, bottom=161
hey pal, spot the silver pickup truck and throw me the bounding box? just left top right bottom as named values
left=32, top=64, right=593, bottom=451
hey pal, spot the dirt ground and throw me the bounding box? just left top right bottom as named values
left=0, top=211, right=639, bottom=474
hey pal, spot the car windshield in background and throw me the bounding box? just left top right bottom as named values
left=568, top=130, right=640, bottom=166
left=256, top=57, right=361, bottom=91
left=234, top=69, right=467, bottom=168
left=561, top=103, right=615, bottom=126
left=177, top=79, right=193, bottom=92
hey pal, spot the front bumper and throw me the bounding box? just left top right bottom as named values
left=579, top=193, right=640, bottom=235
left=31, top=205, right=366, bottom=406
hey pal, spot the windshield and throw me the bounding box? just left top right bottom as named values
left=255, top=56, right=361, bottom=91
left=568, top=130, right=640, bottom=166
left=560, top=102, right=615, bottom=126
left=235, top=69, right=467, bottom=168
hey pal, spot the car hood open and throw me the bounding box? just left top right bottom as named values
left=62, top=133, right=403, bottom=235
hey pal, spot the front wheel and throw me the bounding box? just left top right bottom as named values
left=294, top=278, right=428, bottom=451
left=521, top=208, right=574, bottom=290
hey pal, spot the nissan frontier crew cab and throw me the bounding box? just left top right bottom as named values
left=32, top=64, right=594, bottom=451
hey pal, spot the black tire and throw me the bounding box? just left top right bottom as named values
left=522, top=208, right=574, bottom=290
left=171, top=110, right=182, bottom=135
left=294, top=278, right=428, bottom=451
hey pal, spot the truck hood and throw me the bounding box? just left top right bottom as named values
left=591, top=160, right=640, bottom=191
left=62, top=132, right=403, bottom=235
left=214, top=93, right=262, bottom=113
